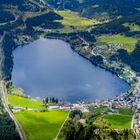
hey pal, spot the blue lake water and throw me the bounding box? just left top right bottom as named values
left=12, top=38, right=129, bottom=102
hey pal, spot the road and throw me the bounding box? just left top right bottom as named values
left=0, top=81, right=27, bottom=140
left=131, top=114, right=135, bottom=129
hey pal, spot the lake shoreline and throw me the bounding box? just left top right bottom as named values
left=1, top=31, right=136, bottom=103
left=45, top=36, right=135, bottom=96
left=11, top=37, right=132, bottom=102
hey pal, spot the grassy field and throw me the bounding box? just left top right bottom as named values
left=98, top=35, right=138, bottom=53
left=119, top=108, right=133, bottom=116
left=87, top=108, right=108, bottom=125
left=59, top=26, right=74, bottom=33
left=10, top=85, right=24, bottom=95
left=103, top=114, right=132, bottom=129
left=15, top=110, right=68, bottom=140
left=123, top=23, right=140, bottom=32
left=56, top=10, right=98, bottom=29
left=93, top=108, right=133, bottom=129
left=94, top=108, right=108, bottom=114
left=8, top=94, right=44, bottom=109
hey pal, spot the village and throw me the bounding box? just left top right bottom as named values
left=11, top=76, right=140, bottom=135
left=7, top=54, right=140, bottom=139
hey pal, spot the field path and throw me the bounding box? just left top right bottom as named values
left=131, top=114, right=135, bottom=129
left=54, top=111, right=70, bottom=140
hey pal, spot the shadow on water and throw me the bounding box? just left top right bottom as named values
left=12, top=38, right=129, bottom=103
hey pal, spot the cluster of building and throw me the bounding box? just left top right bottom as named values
left=12, top=106, right=25, bottom=112
left=10, top=67, right=140, bottom=137
left=133, top=107, right=140, bottom=136
left=131, top=90, right=140, bottom=136
left=48, top=103, right=89, bottom=112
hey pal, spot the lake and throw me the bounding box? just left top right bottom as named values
left=12, top=38, right=129, bottom=102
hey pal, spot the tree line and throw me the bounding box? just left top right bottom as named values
left=43, top=97, right=59, bottom=104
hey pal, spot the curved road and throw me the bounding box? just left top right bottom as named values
left=0, top=81, right=27, bottom=140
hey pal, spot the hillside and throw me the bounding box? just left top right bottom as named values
left=45, top=0, right=140, bottom=75
left=47, top=0, right=140, bottom=20
left=0, top=0, right=64, bottom=80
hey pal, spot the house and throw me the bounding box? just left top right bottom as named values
left=48, top=106, right=59, bottom=110
left=59, top=106, right=72, bottom=110
left=12, top=106, right=24, bottom=112
left=79, top=119, right=85, bottom=124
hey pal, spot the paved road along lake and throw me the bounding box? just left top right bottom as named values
left=12, top=38, right=129, bottom=102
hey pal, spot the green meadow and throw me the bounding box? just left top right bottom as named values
left=15, top=110, right=68, bottom=140
left=103, top=114, right=132, bottom=129
left=56, top=10, right=98, bottom=29
left=7, top=94, right=44, bottom=109
left=94, top=108, right=108, bottom=114
left=93, top=108, right=133, bottom=129
left=10, top=85, right=24, bottom=95
left=98, top=35, right=139, bottom=53
left=123, top=23, right=140, bottom=32
left=119, top=108, right=133, bottom=116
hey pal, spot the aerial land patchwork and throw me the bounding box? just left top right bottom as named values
left=15, top=110, right=68, bottom=140
left=7, top=94, right=68, bottom=140
left=91, top=108, right=133, bottom=129
left=7, top=94, right=44, bottom=109
left=56, top=10, right=96, bottom=27
left=55, top=10, right=99, bottom=32
left=98, top=35, right=139, bottom=53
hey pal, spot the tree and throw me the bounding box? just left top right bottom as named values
left=90, top=55, right=103, bottom=65
left=45, top=97, right=49, bottom=103
left=55, top=98, right=58, bottom=104
left=52, top=97, right=55, bottom=103
left=69, top=110, right=83, bottom=119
